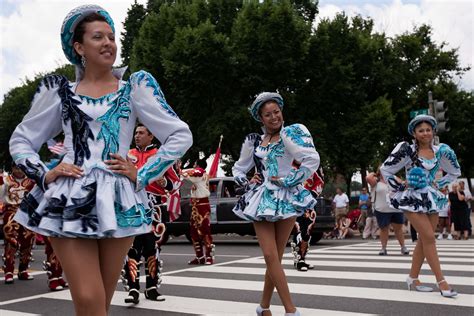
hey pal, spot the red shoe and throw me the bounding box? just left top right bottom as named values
left=58, top=277, right=68, bottom=288
left=4, top=272, right=14, bottom=284
left=188, top=256, right=205, bottom=265
left=18, top=271, right=34, bottom=281
left=205, top=257, right=214, bottom=265
left=48, top=278, right=64, bottom=291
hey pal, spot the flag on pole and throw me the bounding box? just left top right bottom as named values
left=47, top=139, right=66, bottom=155
left=208, top=135, right=223, bottom=179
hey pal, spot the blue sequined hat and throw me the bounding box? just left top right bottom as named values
left=408, top=114, right=437, bottom=135
left=249, top=92, right=284, bottom=122
left=61, top=4, right=115, bottom=66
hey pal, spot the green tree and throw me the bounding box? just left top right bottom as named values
left=300, top=14, right=395, bottom=192
left=161, top=21, right=236, bottom=162
left=120, top=0, right=147, bottom=66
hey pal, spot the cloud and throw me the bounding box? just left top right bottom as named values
left=0, top=0, right=147, bottom=102
left=317, top=0, right=473, bottom=91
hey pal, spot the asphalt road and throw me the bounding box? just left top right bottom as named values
left=0, top=235, right=473, bottom=315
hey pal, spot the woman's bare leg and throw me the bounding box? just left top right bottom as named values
left=255, top=217, right=297, bottom=313
left=405, top=213, right=452, bottom=290
left=98, top=237, right=133, bottom=311
left=50, top=238, right=107, bottom=316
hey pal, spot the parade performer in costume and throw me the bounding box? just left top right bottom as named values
left=291, top=167, right=324, bottom=271
left=381, top=114, right=459, bottom=297
left=9, top=5, right=192, bottom=314
left=43, top=236, right=68, bottom=290
left=1, top=164, right=35, bottom=284
left=121, top=124, right=181, bottom=304
left=182, top=159, right=215, bottom=265
left=233, top=92, right=320, bottom=316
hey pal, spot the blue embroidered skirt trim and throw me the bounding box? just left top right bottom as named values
left=233, top=183, right=315, bottom=222
left=13, top=168, right=152, bottom=238
left=388, top=186, right=445, bottom=214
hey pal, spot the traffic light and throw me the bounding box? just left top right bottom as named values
left=433, top=100, right=450, bottom=133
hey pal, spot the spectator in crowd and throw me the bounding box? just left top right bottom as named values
left=449, top=182, right=471, bottom=240
left=359, top=187, right=370, bottom=225
left=338, top=214, right=354, bottom=239
left=437, top=186, right=453, bottom=240
left=367, top=170, right=409, bottom=255
left=333, top=187, right=349, bottom=223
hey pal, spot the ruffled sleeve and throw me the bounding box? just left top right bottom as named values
left=232, top=133, right=260, bottom=186
left=380, top=141, right=413, bottom=191
left=9, top=76, right=64, bottom=191
left=435, top=143, right=461, bottom=188
left=129, top=71, right=193, bottom=191
left=280, top=124, right=320, bottom=187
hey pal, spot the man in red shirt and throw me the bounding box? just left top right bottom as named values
left=122, top=125, right=181, bottom=304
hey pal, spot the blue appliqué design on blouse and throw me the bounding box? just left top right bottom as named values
left=132, top=71, right=177, bottom=117
left=43, top=75, right=94, bottom=166
left=283, top=125, right=314, bottom=148
left=97, top=84, right=132, bottom=160
left=79, top=89, right=122, bottom=105
left=137, top=158, right=174, bottom=189
left=437, top=144, right=460, bottom=169
left=266, top=141, right=284, bottom=178
left=115, top=202, right=153, bottom=227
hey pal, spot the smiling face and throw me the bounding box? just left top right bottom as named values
left=73, top=21, right=116, bottom=69
left=413, top=122, right=434, bottom=145
left=259, top=101, right=283, bottom=133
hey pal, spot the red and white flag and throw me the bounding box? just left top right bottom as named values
left=47, top=139, right=66, bottom=155
left=208, top=135, right=223, bottom=179
left=167, top=191, right=181, bottom=222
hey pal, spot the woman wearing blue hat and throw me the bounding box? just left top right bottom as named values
left=380, top=114, right=460, bottom=297
left=9, top=4, right=192, bottom=314
left=232, top=92, right=320, bottom=315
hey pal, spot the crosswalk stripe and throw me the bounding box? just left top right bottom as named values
left=282, top=253, right=474, bottom=263
left=33, top=288, right=376, bottom=316
left=312, top=250, right=474, bottom=257
left=184, top=265, right=474, bottom=286
left=161, top=275, right=474, bottom=307
left=332, top=246, right=474, bottom=252
left=240, top=258, right=474, bottom=271
left=0, top=310, right=41, bottom=316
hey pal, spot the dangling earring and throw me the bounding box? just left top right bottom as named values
left=81, top=55, right=86, bottom=68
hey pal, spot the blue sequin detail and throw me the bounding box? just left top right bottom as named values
left=283, top=125, right=314, bottom=148
left=131, top=71, right=177, bottom=117
left=407, top=167, right=428, bottom=189
left=137, top=158, right=174, bottom=189
left=437, top=144, right=460, bottom=169
left=284, top=166, right=311, bottom=188
left=12, top=153, right=34, bottom=161
left=115, top=203, right=153, bottom=227
left=256, top=189, right=294, bottom=215
left=79, top=88, right=123, bottom=105
left=97, top=84, right=132, bottom=160
left=158, top=149, right=183, bottom=158
left=266, top=141, right=284, bottom=178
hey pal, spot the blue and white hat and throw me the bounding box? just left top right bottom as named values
left=408, top=114, right=437, bottom=135
left=61, top=4, right=115, bottom=66
left=249, top=92, right=284, bottom=122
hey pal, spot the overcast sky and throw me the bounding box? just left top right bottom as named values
left=1, top=0, right=472, bottom=103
